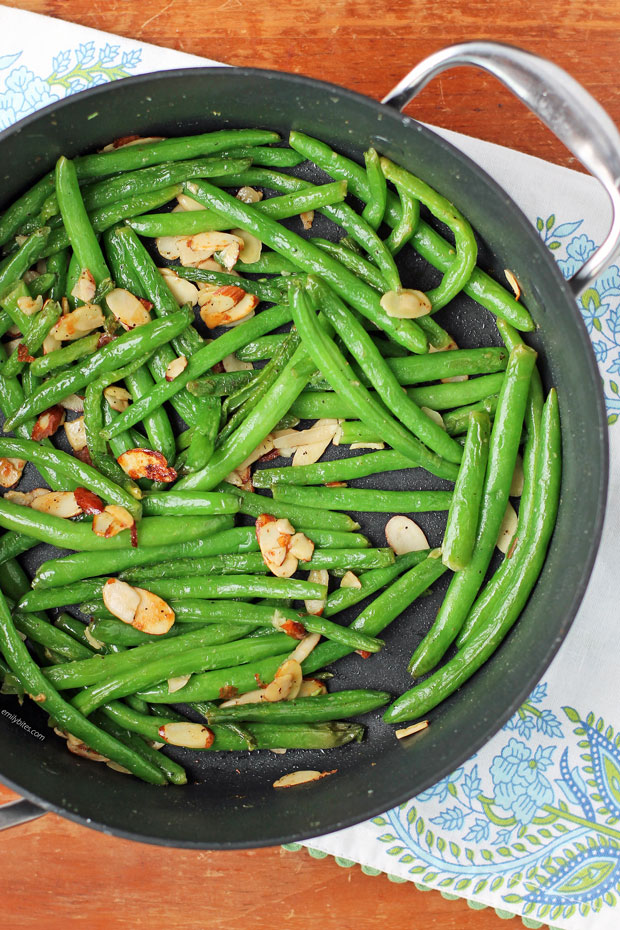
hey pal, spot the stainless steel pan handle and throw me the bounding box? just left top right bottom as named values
left=0, top=797, right=45, bottom=831
left=382, top=40, right=620, bottom=297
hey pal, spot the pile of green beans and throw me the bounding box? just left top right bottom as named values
left=0, top=127, right=561, bottom=784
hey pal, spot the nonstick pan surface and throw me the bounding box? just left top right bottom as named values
left=0, top=67, right=608, bottom=847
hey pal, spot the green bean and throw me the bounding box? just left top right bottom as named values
left=141, top=490, right=240, bottom=516
left=408, top=344, right=537, bottom=678
left=313, top=237, right=387, bottom=290
left=272, top=484, right=451, bottom=513
left=28, top=272, right=56, bottom=297
left=361, top=148, right=387, bottom=230
left=255, top=449, right=448, bottom=488
left=0, top=172, right=55, bottom=247
left=309, top=277, right=462, bottom=463
left=0, top=298, right=61, bottom=378
left=220, top=145, right=305, bottom=167
left=442, top=412, right=491, bottom=572
left=72, top=634, right=293, bottom=715
left=175, top=399, right=221, bottom=475
left=386, top=347, right=508, bottom=383
left=5, top=308, right=192, bottom=430
left=12, top=611, right=93, bottom=661
left=0, top=278, right=31, bottom=332
left=0, top=532, right=38, bottom=565
left=55, top=156, right=110, bottom=285
left=443, top=394, right=500, bottom=436
left=72, top=130, right=280, bottom=179
left=29, top=331, right=100, bottom=376
left=20, top=580, right=105, bottom=612
left=209, top=688, right=390, bottom=724
left=47, top=248, right=69, bottom=301
left=183, top=178, right=427, bottom=353
left=0, top=226, right=50, bottom=297
left=385, top=389, right=560, bottom=722
left=132, top=574, right=328, bottom=602
left=385, top=185, right=419, bottom=253
left=0, top=558, right=31, bottom=601
left=33, top=523, right=254, bottom=588
left=118, top=365, right=176, bottom=465
left=89, top=618, right=203, bottom=646
left=299, top=615, right=383, bottom=653
left=236, top=251, right=298, bottom=274
left=287, top=132, right=533, bottom=331
left=92, top=711, right=187, bottom=785
left=100, top=302, right=293, bottom=439
left=323, top=549, right=430, bottom=618
left=121, top=552, right=268, bottom=582
left=186, top=370, right=257, bottom=397
left=235, top=333, right=291, bottom=362
left=129, top=180, right=348, bottom=237
left=218, top=482, right=360, bottom=531
left=175, top=266, right=282, bottom=304
left=0, top=588, right=166, bottom=783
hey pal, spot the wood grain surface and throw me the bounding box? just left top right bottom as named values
left=1, top=1, right=618, bottom=927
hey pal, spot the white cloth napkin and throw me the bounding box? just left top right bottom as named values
left=1, top=7, right=619, bottom=929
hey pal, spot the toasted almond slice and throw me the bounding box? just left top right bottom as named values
left=299, top=210, right=315, bottom=230
left=395, top=720, right=429, bottom=739
left=350, top=441, right=385, bottom=451
left=106, top=288, right=151, bottom=330
left=102, top=135, right=165, bottom=151
left=289, top=532, right=314, bottom=562
left=268, top=658, right=303, bottom=701
left=220, top=688, right=266, bottom=708
left=234, top=437, right=275, bottom=472
left=0, top=457, right=26, bottom=488
left=273, top=419, right=339, bottom=451
left=304, top=570, right=329, bottom=616
left=298, top=678, right=328, bottom=697
left=441, top=374, right=469, bottom=383
left=385, top=515, right=429, bottom=554
left=421, top=406, right=445, bottom=429
left=117, top=448, right=177, bottom=482
left=92, top=505, right=135, bottom=539
left=103, top=386, right=132, bottom=412
left=176, top=193, right=206, bottom=212
left=5, top=487, right=48, bottom=506
left=31, top=491, right=82, bottom=518
left=165, top=355, right=188, bottom=381
left=158, top=722, right=214, bottom=748
left=200, top=289, right=258, bottom=329
left=224, top=465, right=253, bottom=491
left=102, top=578, right=141, bottom=624
left=496, top=501, right=519, bottom=554
left=510, top=454, right=524, bottom=497
left=269, top=549, right=298, bottom=578
left=429, top=337, right=459, bottom=353
left=231, top=228, right=262, bottom=264
left=158, top=267, right=200, bottom=306
left=52, top=303, right=105, bottom=341
left=131, top=587, right=175, bottom=636
left=67, top=739, right=110, bottom=763
left=380, top=288, right=432, bottom=319
left=84, top=624, right=104, bottom=651
left=289, top=633, right=321, bottom=666
left=256, top=515, right=295, bottom=573
left=273, top=769, right=335, bottom=788
left=74, top=487, right=105, bottom=514
left=197, top=283, right=243, bottom=310
left=293, top=440, right=330, bottom=467
left=504, top=269, right=521, bottom=300
left=17, top=294, right=43, bottom=316
left=43, top=331, right=62, bottom=355
left=178, top=231, right=243, bottom=268
left=273, top=518, right=295, bottom=535
left=155, top=235, right=182, bottom=260
left=71, top=268, right=96, bottom=303
left=64, top=416, right=87, bottom=452
left=32, top=405, right=65, bottom=441
left=222, top=352, right=253, bottom=373
left=340, top=571, right=362, bottom=589
left=106, top=761, right=132, bottom=774
left=236, top=186, right=263, bottom=204
left=59, top=394, right=85, bottom=412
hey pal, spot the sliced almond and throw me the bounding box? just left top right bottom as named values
left=222, top=353, right=253, bottom=373
left=231, top=228, right=262, bottom=264
left=224, top=465, right=253, bottom=491
left=71, top=268, right=96, bottom=303
left=105, top=288, right=151, bottom=330
left=219, top=688, right=266, bottom=708
left=510, top=454, right=524, bottom=497
left=0, top=457, right=26, bottom=488
left=31, top=491, right=82, bottom=518
left=157, top=267, right=199, bottom=306
left=5, top=487, right=48, bottom=506
left=132, top=587, right=175, bottom=635
left=167, top=675, right=191, bottom=694
left=66, top=738, right=110, bottom=763
left=504, top=269, right=521, bottom=300
left=92, top=505, right=135, bottom=539
left=43, top=331, right=62, bottom=355
left=155, top=235, right=182, bottom=260
left=350, top=441, right=385, bottom=451
left=176, top=193, right=206, bottom=212
left=32, top=405, right=65, bottom=441
left=256, top=513, right=296, bottom=576
left=385, top=515, right=429, bottom=555
left=496, top=501, right=519, bottom=554
left=380, top=288, right=432, bottom=319
left=199, top=286, right=258, bottom=329
left=340, top=571, right=362, bottom=589
left=236, top=186, right=263, bottom=204
left=117, top=448, right=177, bottom=482
left=84, top=624, right=104, bottom=651
left=165, top=355, right=188, bottom=381
left=298, top=678, right=328, bottom=697
left=64, top=416, right=87, bottom=452
left=300, top=210, right=314, bottom=231
left=304, top=570, right=329, bottom=616
left=103, top=386, right=132, bottom=412
left=289, top=632, right=321, bottom=665
left=59, top=394, right=85, bottom=412
left=74, top=487, right=105, bottom=514
left=429, top=337, right=459, bottom=353
left=273, top=770, right=335, bottom=788
left=17, top=294, right=43, bottom=316
left=267, top=658, right=303, bottom=701
left=102, top=578, right=141, bottom=624
left=421, top=406, right=445, bottom=429
left=158, top=722, right=214, bottom=748
left=178, top=231, right=243, bottom=269
left=289, top=532, right=314, bottom=562
left=395, top=720, right=429, bottom=739
left=273, top=420, right=339, bottom=453
left=102, top=135, right=165, bottom=151
left=52, top=303, right=104, bottom=341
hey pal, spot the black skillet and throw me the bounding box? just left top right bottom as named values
left=0, top=42, right=611, bottom=846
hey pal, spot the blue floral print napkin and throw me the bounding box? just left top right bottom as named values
left=1, top=6, right=618, bottom=928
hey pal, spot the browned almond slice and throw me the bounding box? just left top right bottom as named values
left=5, top=487, right=48, bottom=506
left=31, top=491, right=82, bottom=518
left=132, top=587, right=175, bottom=635
left=17, top=294, right=43, bottom=316
left=92, top=505, right=135, bottom=539
left=289, top=532, right=314, bottom=562
left=380, top=288, right=432, bottom=319
left=59, top=394, right=85, bottom=412
left=385, top=515, right=429, bottom=555
left=70, top=268, right=96, bottom=303
left=304, top=570, right=329, bottom=616
left=264, top=658, right=303, bottom=702
left=158, top=722, right=214, bottom=748
left=155, top=235, right=182, bottom=260
left=158, top=267, right=199, bottom=306
left=31, top=405, right=65, bottom=441
left=289, top=633, right=321, bottom=665
left=103, top=386, right=132, bottom=412
left=52, top=303, right=104, bottom=341
left=165, top=355, right=188, bottom=381
left=102, top=578, right=141, bottom=624
left=66, top=737, right=110, bottom=762
left=117, top=448, right=177, bottom=482
left=63, top=416, right=87, bottom=452
left=504, top=269, right=521, bottom=300
left=273, top=770, right=335, bottom=788
left=0, top=457, right=26, bottom=488
left=200, top=289, right=258, bottom=329
left=496, top=502, right=518, bottom=554
left=298, top=678, right=328, bottom=697
left=236, top=186, right=263, bottom=204
left=300, top=210, right=314, bottom=230
left=74, top=487, right=105, bottom=514
left=231, top=228, right=262, bottom=264
left=105, top=288, right=151, bottom=330
left=340, top=571, right=362, bottom=589
left=395, top=720, right=429, bottom=739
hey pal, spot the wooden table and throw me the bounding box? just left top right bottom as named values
left=2, top=1, right=618, bottom=926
